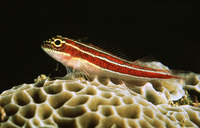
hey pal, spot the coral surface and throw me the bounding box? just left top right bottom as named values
left=0, top=62, right=200, bottom=128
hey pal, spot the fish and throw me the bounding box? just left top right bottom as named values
left=41, top=35, right=180, bottom=85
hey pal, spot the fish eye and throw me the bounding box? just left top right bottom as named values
left=55, top=40, right=61, bottom=45
left=53, top=39, right=62, bottom=47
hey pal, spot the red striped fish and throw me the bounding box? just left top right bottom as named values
left=41, top=35, right=180, bottom=83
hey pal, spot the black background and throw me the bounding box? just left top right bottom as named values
left=1, top=0, right=200, bottom=93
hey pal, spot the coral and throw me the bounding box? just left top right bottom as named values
left=0, top=62, right=200, bottom=128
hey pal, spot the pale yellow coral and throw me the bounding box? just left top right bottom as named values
left=0, top=63, right=200, bottom=128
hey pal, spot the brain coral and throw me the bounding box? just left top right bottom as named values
left=0, top=62, right=200, bottom=128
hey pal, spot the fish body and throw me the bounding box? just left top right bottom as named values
left=41, top=35, right=179, bottom=82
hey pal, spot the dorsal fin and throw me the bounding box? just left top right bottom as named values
left=133, top=56, right=171, bottom=73
left=134, top=55, right=158, bottom=63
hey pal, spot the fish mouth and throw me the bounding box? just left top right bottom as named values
left=41, top=45, right=51, bottom=54
left=41, top=45, right=57, bottom=59
left=41, top=43, right=45, bottom=49
left=41, top=40, right=52, bottom=49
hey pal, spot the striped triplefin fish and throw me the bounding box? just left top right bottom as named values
left=41, top=35, right=180, bottom=85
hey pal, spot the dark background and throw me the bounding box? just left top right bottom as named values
left=1, top=0, right=200, bottom=93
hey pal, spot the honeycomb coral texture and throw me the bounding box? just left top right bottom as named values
left=0, top=62, right=200, bottom=128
